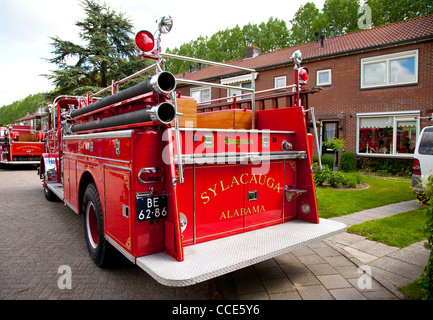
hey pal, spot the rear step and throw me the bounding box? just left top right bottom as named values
left=136, top=218, right=346, bottom=287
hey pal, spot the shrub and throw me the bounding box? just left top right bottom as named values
left=329, top=170, right=345, bottom=188
left=321, top=154, right=335, bottom=169
left=343, top=172, right=362, bottom=188
left=313, top=164, right=332, bottom=186
left=340, top=151, right=357, bottom=172
left=421, top=176, right=433, bottom=299
left=358, top=157, right=412, bottom=177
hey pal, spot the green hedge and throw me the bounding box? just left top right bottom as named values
left=340, top=151, right=357, bottom=172
left=357, top=157, right=412, bottom=177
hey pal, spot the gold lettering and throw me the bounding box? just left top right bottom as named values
left=258, top=175, right=266, bottom=185
left=201, top=192, right=210, bottom=205
left=274, top=182, right=281, bottom=193
left=267, top=177, right=275, bottom=189
left=231, top=176, right=240, bottom=187
left=220, top=180, right=229, bottom=192
left=219, top=206, right=266, bottom=220
left=249, top=174, right=258, bottom=184
left=240, top=173, right=248, bottom=184
left=208, top=184, right=218, bottom=196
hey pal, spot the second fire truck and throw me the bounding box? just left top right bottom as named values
left=1, top=112, right=45, bottom=165
left=39, top=16, right=346, bottom=286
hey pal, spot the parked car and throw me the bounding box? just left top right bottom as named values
left=412, top=126, right=433, bottom=202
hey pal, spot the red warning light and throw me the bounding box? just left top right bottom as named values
left=299, top=67, right=309, bottom=82
left=135, top=30, right=155, bottom=52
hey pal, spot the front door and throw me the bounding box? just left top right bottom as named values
left=322, top=121, right=339, bottom=168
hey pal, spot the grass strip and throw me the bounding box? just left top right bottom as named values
left=347, top=207, right=428, bottom=248
left=317, top=176, right=415, bottom=219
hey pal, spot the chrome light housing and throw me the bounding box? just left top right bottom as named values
left=158, top=15, right=173, bottom=34
left=291, top=50, right=303, bottom=65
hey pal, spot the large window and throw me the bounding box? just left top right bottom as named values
left=357, top=112, right=420, bottom=157
left=361, top=50, right=418, bottom=89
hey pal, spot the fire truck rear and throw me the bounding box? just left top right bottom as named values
left=39, top=16, right=346, bottom=286
left=1, top=116, right=45, bottom=165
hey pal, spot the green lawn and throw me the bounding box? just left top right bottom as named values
left=347, top=207, right=428, bottom=248
left=317, top=176, right=416, bottom=219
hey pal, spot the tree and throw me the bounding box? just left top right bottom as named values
left=165, top=17, right=290, bottom=74
left=0, top=93, right=45, bottom=125
left=44, top=0, right=149, bottom=98
left=289, top=2, right=320, bottom=45
left=289, top=0, right=361, bottom=45
left=366, top=0, right=433, bottom=27
left=321, top=0, right=361, bottom=34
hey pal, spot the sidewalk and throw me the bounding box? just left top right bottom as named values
left=225, top=200, right=430, bottom=300
left=326, top=199, right=430, bottom=299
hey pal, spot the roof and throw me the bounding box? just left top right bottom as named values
left=176, top=14, right=433, bottom=82
left=14, top=112, right=44, bottom=123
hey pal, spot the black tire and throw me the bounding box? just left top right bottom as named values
left=82, top=183, right=117, bottom=267
left=43, top=177, right=56, bottom=201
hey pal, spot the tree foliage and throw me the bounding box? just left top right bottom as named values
left=366, top=0, right=433, bottom=27
left=44, top=0, right=150, bottom=99
left=165, top=17, right=290, bottom=75
left=289, top=0, right=361, bottom=45
left=0, top=93, right=45, bottom=125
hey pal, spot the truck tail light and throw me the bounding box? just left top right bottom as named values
left=413, top=158, right=421, bottom=175
left=138, top=167, right=164, bottom=183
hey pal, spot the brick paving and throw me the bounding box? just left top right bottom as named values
left=0, top=168, right=429, bottom=300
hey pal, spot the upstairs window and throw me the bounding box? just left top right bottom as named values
left=361, top=50, right=418, bottom=89
left=274, top=76, right=287, bottom=89
left=190, top=86, right=211, bottom=104
left=316, top=69, right=332, bottom=86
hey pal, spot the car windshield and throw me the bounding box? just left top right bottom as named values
left=419, top=127, right=433, bottom=155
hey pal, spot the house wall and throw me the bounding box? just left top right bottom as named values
left=175, top=39, right=433, bottom=161
left=305, top=41, right=433, bottom=158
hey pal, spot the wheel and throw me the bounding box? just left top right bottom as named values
left=43, top=176, right=56, bottom=201
left=82, top=183, right=116, bottom=267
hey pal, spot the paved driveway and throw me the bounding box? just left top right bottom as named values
left=1, top=167, right=401, bottom=301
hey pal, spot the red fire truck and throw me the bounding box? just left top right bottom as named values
left=1, top=113, right=45, bottom=165
left=39, top=16, right=345, bottom=286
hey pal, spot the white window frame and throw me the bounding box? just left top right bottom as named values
left=227, top=82, right=252, bottom=101
left=274, top=76, right=287, bottom=89
left=190, top=86, right=211, bottom=105
left=316, top=69, right=332, bottom=86
left=360, top=50, right=418, bottom=89
left=356, top=111, right=420, bottom=158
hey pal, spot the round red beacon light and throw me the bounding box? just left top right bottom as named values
left=135, top=30, right=155, bottom=52
left=299, top=67, right=309, bottom=82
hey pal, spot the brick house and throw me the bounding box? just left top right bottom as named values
left=173, top=14, right=433, bottom=167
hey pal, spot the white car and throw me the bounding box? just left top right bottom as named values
left=412, top=126, right=433, bottom=201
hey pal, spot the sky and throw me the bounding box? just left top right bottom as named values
left=0, top=0, right=326, bottom=107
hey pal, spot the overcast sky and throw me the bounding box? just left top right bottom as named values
left=0, top=0, right=325, bottom=107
